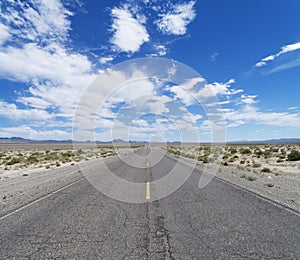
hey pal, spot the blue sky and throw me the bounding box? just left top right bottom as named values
left=0, top=0, right=300, bottom=142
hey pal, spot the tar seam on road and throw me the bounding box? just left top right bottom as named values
left=0, top=177, right=85, bottom=221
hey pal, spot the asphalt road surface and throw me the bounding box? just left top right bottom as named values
left=0, top=146, right=299, bottom=259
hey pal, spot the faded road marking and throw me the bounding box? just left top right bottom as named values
left=146, top=182, right=150, bottom=200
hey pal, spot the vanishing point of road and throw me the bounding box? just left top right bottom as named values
left=0, top=146, right=299, bottom=259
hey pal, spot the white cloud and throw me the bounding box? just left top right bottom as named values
left=0, top=23, right=11, bottom=45
left=109, top=76, right=156, bottom=104
left=239, top=94, right=258, bottom=105
left=255, top=41, right=300, bottom=67
left=197, top=79, right=242, bottom=99
left=0, top=126, right=71, bottom=140
left=99, top=56, right=114, bottom=64
left=167, top=78, right=242, bottom=106
left=133, top=119, right=149, bottom=127
left=0, top=43, right=95, bottom=84
left=0, top=101, right=53, bottom=121
left=153, top=44, right=167, bottom=56
left=0, top=0, right=72, bottom=44
left=181, top=77, right=206, bottom=90
left=167, top=85, right=195, bottom=105
left=156, top=1, right=196, bottom=35
left=268, top=57, right=300, bottom=74
left=211, top=52, right=219, bottom=62
left=16, top=96, right=51, bottom=109
left=262, top=55, right=275, bottom=62
left=223, top=105, right=300, bottom=128
left=280, top=42, right=300, bottom=54
left=0, top=0, right=97, bottom=120
left=110, top=6, right=149, bottom=53
left=288, top=106, right=298, bottom=110
left=254, top=61, right=266, bottom=67
left=0, top=43, right=98, bottom=118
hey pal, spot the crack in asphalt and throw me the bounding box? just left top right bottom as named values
left=154, top=214, right=175, bottom=260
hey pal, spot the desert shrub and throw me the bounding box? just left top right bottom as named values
left=265, top=183, right=274, bottom=188
left=247, top=176, right=257, bottom=181
left=261, top=167, right=271, bottom=173
left=276, top=159, right=284, bottom=163
left=263, top=150, right=272, bottom=158
left=27, top=156, right=38, bottom=163
left=287, top=150, right=300, bottom=161
left=278, top=154, right=286, bottom=159
left=6, top=157, right=22, bottom=165
left=62, top=151, right=73, bottom=158
left=255, top=149, right=263, bottom=156
left=198, top=156, right=208, bottom=163
left=76, top=149, right=84, bottom=155
left=223, top=162, right=228, bottom=166
left=240, top=160, right=245, bottom=164
left=280, top=148, right=286, bottom=154
left=45, top=152, right=58, bottom=160
left=229, top=148, right=237, bottom=154
left=168, top=149, right=181, bottom=156
left=252, top=162, right=262, bottom=168
left=240, top=174, right=246, bottom=178
left=240, top=148, right=251, bottom=154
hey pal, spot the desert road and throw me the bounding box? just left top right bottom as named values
left=0, top=146, right=299, bottom=259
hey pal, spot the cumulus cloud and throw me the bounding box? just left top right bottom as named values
left=0, top=43, right=95, bottom=84
left=110, top=6, right=149, bottom=53
left=239, top=94, right=258, bottom=105
left=0, top=0, right=72, bottom=44
left=0, top=101, right=53, bottom=121
left=156, top=1, right=196, bottom=35
left=223, top=106, right=300, bottom=128
left=167, top=78, right=242, bottom=106
left=0, top=126, right=71, bottom=140
left=150, top=44, right=167, bottom=56
left=0, top=0, right=99, bottom=123
left=99, top=56, right=114, bottom=64
left=0, top=23, right=11, bottom=45
left=197, top=79, right=243, bottom=98
left=255, top=41, right=300, bottom=67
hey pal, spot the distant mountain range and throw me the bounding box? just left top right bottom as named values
left=0, top=137, right=300, bottom=144
left=227, top=138, right=300, bottom=144
left=0, top=137, right=72, bottom=143
left=0, top=137, right=146, bottom=144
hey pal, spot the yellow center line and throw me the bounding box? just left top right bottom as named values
left=146, top=181, right=150, bottom=200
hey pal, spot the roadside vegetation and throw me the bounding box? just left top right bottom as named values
left=0, top=145, right=117, bottom=171
left=165, top=143, right=300, bottom=178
